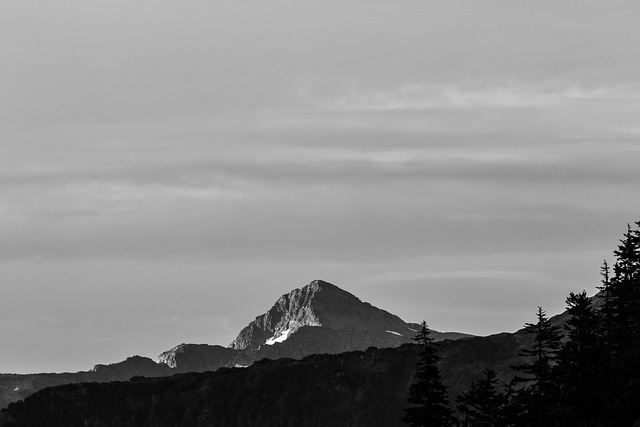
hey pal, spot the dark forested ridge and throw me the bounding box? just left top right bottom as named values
left=0, top=346, right=420, bottom=427
left=0, top=335, right=523, bottom=427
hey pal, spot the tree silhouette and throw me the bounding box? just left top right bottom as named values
left=403, top=321, right=454, bottom=427
left=511, top=307, right=562, bottom=426
left=456, top=368, right=507, bottom=427
left=556, top=291, right=603, bottom=425
left=600, top=221, right=640, bottom=424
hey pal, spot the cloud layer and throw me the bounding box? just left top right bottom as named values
left=2, top=0, right=640, bottom=373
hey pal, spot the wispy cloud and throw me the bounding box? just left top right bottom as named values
left=312, top=83, right=640, bottom=111
left=352, top=268, right=549, bottom=286
left=148, top=316, right=231, bottom=329
left=33, top=315, right=65, bottom=324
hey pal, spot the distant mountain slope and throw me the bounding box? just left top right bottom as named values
left=0, top=357, right=172, bottom=411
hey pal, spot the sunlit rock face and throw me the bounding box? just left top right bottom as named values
left=228, top=280, right=411, bottom=351
left=228, top=281, right=323, bottom=351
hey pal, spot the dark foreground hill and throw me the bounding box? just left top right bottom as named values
left=0, top=333, right=523, bottom=427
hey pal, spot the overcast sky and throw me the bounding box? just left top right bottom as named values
left=2, top=1, right=640, bottom=373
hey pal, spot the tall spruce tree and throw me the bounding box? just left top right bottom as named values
left=511, top=307, right=563, bottom=427
left=594, top=259, right=618, bottom=422
left=602, top=221, right=640, bottom=424
left=456, top=368, right=507, bottom=427
left=613, top=223, right=640, bottom=366
left=597, top=260, right=614, bottom=352
left=403, top=321, right=455, bottom=427
left=556, top=291, right=603, bottom=426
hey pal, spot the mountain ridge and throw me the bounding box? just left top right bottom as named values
left=0, top=279, right=491, bottom=411
left=159, top=279, right=475, bottom=373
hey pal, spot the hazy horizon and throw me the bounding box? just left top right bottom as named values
left=2, top=0, right=640, bottom=374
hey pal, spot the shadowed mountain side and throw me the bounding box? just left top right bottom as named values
left=157, top=344, right=253, bottom=372
left=0, top=335, right=524, bottom=427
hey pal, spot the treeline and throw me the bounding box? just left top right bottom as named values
left=406, top=220, right=640, bottom=427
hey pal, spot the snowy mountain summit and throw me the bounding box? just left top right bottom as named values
left=229, top=280, right=411, bottom=351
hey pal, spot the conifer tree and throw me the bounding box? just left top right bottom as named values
left=456, top=368, right=507, bottom=427
left=611, top=223, right=640, bottom=363
left=597, top=260, right=613, bottom=350
left=602, top=221, right=640, bottom=424
left=511, top=307, right=562, bottom=427
left=594, top=259, right=618, bottom=422
left=556, top=291, right=603, bottom=426
left=403, top=321, right=455, bottom=427
left=500, top=380, right=526, bottom=427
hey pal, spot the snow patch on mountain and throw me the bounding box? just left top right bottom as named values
left=265, top=329, right=292, bottom=345
left=386, top=330, right=403, bottom=336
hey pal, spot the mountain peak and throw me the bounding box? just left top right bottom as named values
left=307, top=279, right=339, bottom=290
left=228, top=280, right=409, bottom=351
left=294, top=279, right=353, bottom=301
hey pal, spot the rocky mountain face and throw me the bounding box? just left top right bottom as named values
left=160, top=280, right=473, bottom=373
left=229, top=280, right=411, bottom=350
left=0, top=335, right=526, bottom=427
